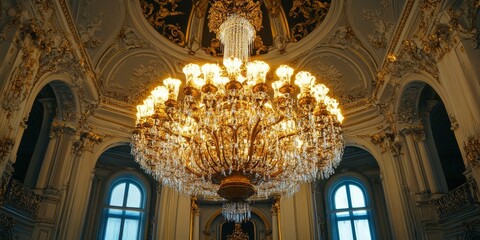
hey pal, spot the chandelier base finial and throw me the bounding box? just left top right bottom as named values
left=217, top=172, right=256, bottom=202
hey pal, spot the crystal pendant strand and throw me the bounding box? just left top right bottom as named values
left=218, top=14, right=255, bottom=64
left=222, top=201, right=252, bottom=223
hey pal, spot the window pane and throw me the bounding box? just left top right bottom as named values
left=338, top=220, right=354, bottom=240
left=349, top=185, right=366, bottom=208
left=104, top=217, right=121, bottom=240
left=334, top=185, right=348, bottom=209
left=336, top=211, right=349, bottom=218
left=122, top=219, right=140, bottom=240
left=354, top=219, right=372, bottom=240
left=352, top=210, right=367, bottom=216
left=126, top=184, right=142, bottom=208
left=110, top=183, right=126, bottom=206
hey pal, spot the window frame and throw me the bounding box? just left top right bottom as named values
left=99, top=174, right=149, bottom=240
left=326, top=175, right=376, bottom=240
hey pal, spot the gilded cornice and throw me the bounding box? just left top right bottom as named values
left=58, top=0, right=98, bottom=89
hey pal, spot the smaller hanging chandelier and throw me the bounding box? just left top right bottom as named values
left=132, top=0, right=344, bottom=223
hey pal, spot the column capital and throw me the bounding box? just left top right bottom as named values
left=71, top=130, right=103, bottom=155
left=271, top=196, right=280, bottom=215
left=401, top=124, right=425, bottom=142
left=191, top=197, right=200, bottom=216
left=49, top=120, right=76, bottom=139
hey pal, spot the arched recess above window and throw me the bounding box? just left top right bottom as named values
left=327, top=176, right=375, bottom=240
left=99, top=174, right=149, bottom=240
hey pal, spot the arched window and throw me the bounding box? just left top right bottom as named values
left=330, top=180, right=374, bottom=240
left=100, top=177, right=147, bottom=240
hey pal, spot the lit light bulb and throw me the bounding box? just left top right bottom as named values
left=202, top=64, right=221, bottom=85
left=151, top=86, right=169, bottom=103
left=224, top=57, right=242, bottom=75
left=183, top=63, right=201, bottom=88
left=294, top=71, right=316, bottom=98
left=247, top=61, right=270, bottom=84
left=272, top=80, right=285, bottom=98
left=276, top=65, right=294, bottom=85
left=163, top=78, right=182, bottom=100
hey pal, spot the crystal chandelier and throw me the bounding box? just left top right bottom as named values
left=132, top=1, right=344, bottom=223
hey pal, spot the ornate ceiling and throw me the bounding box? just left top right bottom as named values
left=67, top=0, right=406, bottom=115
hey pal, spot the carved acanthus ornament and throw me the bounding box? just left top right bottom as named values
left=433, top=181, right=478, bottom=222
left=447, top=0, right=480, bottom=48
left=312, top=63, right=367, bottom=104
left=288, top=0, right=330, bottom=42
left=402, top=125, right=426, bottom=142
left=3, top=178, right=41, bottom=217
left=0, top=163, right=13, bottom=205
left=191, top=197, right=200, bottom=216
left=421, top=25, right=452, bottom=61
left=359, top=130, right=401, bottom=155
left=360, top=9, right=393, bottom=49
left=78, top=16, right=103, bottom=48
left=208, top=0, right=262, bottom=34
left=117, top=25, right=151, bottom=50
left=264, top=0, right=281, bottom=18
left=1, top=22, right=42, bottom=118
left=271, top=197, right=280, bottom=216
left=140, top=0, right=186, bottom=47
left=49, top=121, right=76, bottom=139
left=402, top=39, right=439, bottom=79
left=77, top=100, right=99, bottom=131
left=71, top=130, right=103, bottom=155
left=449, top=114, right=459, bottom=131
left=324, top=25, right=356, bottom=47
left=0, top=138, right=15, bottom=164
left=464, top=136, right=480, bottom=166
left=397, top=82, right=426, bottom=124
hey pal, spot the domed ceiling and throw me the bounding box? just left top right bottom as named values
left=139, top=0, right=331, bottom=56
left=67, top=0, right=406, bottom=124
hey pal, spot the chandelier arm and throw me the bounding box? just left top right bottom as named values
left=187, top=144, right=209, bottom=175
left=249, top=137, right=267, bottom=170
left=231, top=126, right=239, bottom=170
left=247, top=119, right=262, bottom=163
left=216, top=129, right=232, bottom=169
left=204, top=142, right=223, bottom=174
left=277, top=132, right=298, bottom=141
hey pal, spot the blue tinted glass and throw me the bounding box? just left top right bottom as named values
left=122, top=219, right=140, bottom=240
left=104, top=217, right=121, bottom=240
left=338, top=220, right=354, bottom=240
left=110, top=183, right=126, bottom=206
left=334, top=185, right=348, bottom=209
left=126, top=184, right=142, bottom=208
left=354, top=220, right=372, bottom=240
left=349, top=185, right=366, bottom=208
left=108, top=209, right=122, bottom=216
left=125, top=210, right=141, bottom=218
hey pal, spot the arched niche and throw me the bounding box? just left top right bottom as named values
left=12, top=79, right=78, bottom=188
left=397, top=80, right=466, bottom=192
left=83, top=144, right=158, bottom=240
left=418, top=84, right=465, bottom=191
left=314, top=146, right=392, bottom=240
left=204, top=207, right=271, bottom=240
